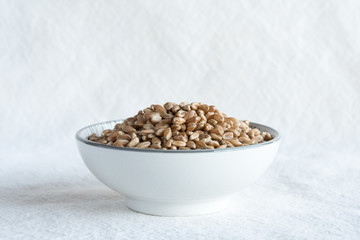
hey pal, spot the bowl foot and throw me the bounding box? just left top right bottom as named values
left=125, top=197, right=231, bottom=216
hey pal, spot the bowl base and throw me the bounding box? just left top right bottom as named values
left=125, top=197, right=231, bottom=217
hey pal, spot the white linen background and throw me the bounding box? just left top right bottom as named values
left=0, top=0, right=359, bottom=239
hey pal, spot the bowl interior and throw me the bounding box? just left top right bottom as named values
left=77, top=119, right=124, bottom=140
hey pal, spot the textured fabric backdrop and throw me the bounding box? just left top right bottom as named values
left=1, top=0, right=359, bottom=239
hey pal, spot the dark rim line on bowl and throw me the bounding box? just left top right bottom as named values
left=76, top=120, right=280, bottom=153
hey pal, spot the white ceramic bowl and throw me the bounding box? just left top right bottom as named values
left=76, top=120, right=280, bottom=216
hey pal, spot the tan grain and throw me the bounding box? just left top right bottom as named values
left=88, top=102, right=273, bottom=150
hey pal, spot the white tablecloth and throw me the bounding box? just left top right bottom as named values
left=1, top=142, right=359, bottom=239
left=1, top=0, right=360, bottom=239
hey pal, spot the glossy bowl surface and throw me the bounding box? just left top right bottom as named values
left=76, top=120, right=280, bottom=216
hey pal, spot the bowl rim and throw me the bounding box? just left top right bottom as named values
left=76, top=119, right=280, bottom=153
